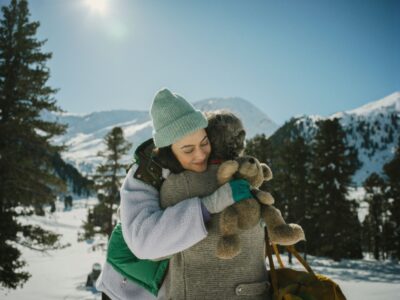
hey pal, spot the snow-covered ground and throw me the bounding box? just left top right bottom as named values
left=284, top=251, right=400, bottom=299
left=2, top=199, right=105, bottom=300
left=2, top=198, right=400, bottom=300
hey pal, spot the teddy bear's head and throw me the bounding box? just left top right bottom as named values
left=205, top=110, right=246, bottom=160
left=234, top=155, right=272, bottom=188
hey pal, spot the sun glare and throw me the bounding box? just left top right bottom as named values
left=84, top=0, right=109, bottom=16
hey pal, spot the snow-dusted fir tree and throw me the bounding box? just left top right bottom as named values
left=362, top=173, right=390, bottom=260
left=0, top=0, right=67, bottom=289
left=308, top=118, right=362, bottom=260
left=383, top=136, right=400, bottom=259
left=83, top=127, right=132, bottom=239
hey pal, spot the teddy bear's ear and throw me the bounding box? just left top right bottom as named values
left=261, top=163, right=273, bottom=181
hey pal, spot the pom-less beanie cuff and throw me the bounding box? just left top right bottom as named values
left=153, top=110, right=208, bottom=148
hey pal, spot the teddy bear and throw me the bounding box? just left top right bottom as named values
left=159, top=110, right=305, bottom=259
left=216, top=155, right=305, bottom=258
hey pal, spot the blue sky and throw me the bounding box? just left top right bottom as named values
left=4, top=0, right=399, bottom=124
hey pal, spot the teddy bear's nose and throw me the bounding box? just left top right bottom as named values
left=248, top=158, right=255, bottom=164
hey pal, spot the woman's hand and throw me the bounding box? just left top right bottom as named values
left=228, top=179, right=253, bottom=202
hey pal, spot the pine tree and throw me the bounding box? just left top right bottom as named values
left=273, top=136, right=311, bottom=222
left=383, top=136, right=400, bottom=259
left=308, top=118, right=362, bottom=260
left=245, top=133, right=273, bottom=165
left=52, top=153, right=94, bottom=197
left=246, top=124, right=312, bottom=261
left=83, top=127, right=132, bottom=239
left=362, top=173, right=389, bottom=260
left=271, top=135, right=312, bottom=262
left=0, top=0, right=67, bottom=289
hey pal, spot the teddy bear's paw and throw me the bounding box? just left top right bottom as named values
left=256, top=191, right=275, bottom=205
left=269, top=224, right=305, bottom=246
left=216, top=235, right=241, bottom=259
left=217, top=160, right=239, bottom=185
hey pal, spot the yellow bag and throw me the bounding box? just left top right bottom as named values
left=265, top=230, right=346, bottom=300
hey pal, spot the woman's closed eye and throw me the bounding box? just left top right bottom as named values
left=200, top=140, right=209, bottom=147
left=183, top=147, right=194, bottom=154
left=182, top=142, right=209, bottom=154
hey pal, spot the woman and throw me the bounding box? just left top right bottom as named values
left=96, top=89, right=269, bottom=299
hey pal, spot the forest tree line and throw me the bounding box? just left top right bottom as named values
left=246, top=118, right=400, bottom=262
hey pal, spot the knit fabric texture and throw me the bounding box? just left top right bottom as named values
left=150, top=88, right=208, bottom=148
left=159, top=165, right=269, bottom=299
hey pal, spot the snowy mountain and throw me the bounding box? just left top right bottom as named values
left=49, top=92, right=399, bottom=184
left=48, top=98, right=279, bottom=175
left=49, top=110, right=152, bottom=175
left=282, top=92, right=400, bottom=185
left=194, top=97, right=277, bottom=138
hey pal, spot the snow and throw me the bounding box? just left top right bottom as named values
left=345, top=92, right=400, bottom=117
left=49, top=92, right=400, bottom=181
left=270, top=251, right=400, bottom=300
left=347, top=187, right=368, bottom=222
left=3, top=199, right=106, bottom=300
left=46, top=98, right=278, bottom=175
left=294, top=91, right=400, bottom=186
left=2, top=198, right=400, bottom=300
left=123, top=120, right=152, bottom=138
left=195, top=97, right=278, bottom=137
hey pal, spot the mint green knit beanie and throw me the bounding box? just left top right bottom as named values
left=150, top=88, right=208, bottom=148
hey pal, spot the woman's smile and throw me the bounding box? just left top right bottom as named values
left=171, top=129, right=211, bottom=173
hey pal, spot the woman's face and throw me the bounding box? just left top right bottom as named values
left=171, top=128, right=211, bottom=173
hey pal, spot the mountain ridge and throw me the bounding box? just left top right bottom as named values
left=50, top=92, right=399, bottom=185
left=50, top=97, right=279, bottom=174
left=276, top=91, right=400, bottom=185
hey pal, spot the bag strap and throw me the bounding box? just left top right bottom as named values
left=285, top=245, right=316, bottom=277
left=265, top=227, right=279, bottom=298
left=264, top=228, right=318, bottom=288
left=272, top=243, right=285, bottom=268
left=271, top=244, right=313, bottom=274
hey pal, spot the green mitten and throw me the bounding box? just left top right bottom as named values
left=229, top=179, right=252, bottom=202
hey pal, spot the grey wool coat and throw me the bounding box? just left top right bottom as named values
left=161, top=166, right=270, bottom=299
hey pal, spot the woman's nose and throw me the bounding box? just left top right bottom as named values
left=195, top=148, right=207, bottom=160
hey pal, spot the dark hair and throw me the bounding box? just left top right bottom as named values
left=205, top=110, right=245, bottom=160
left=152, top=146, right=185, bottom=174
